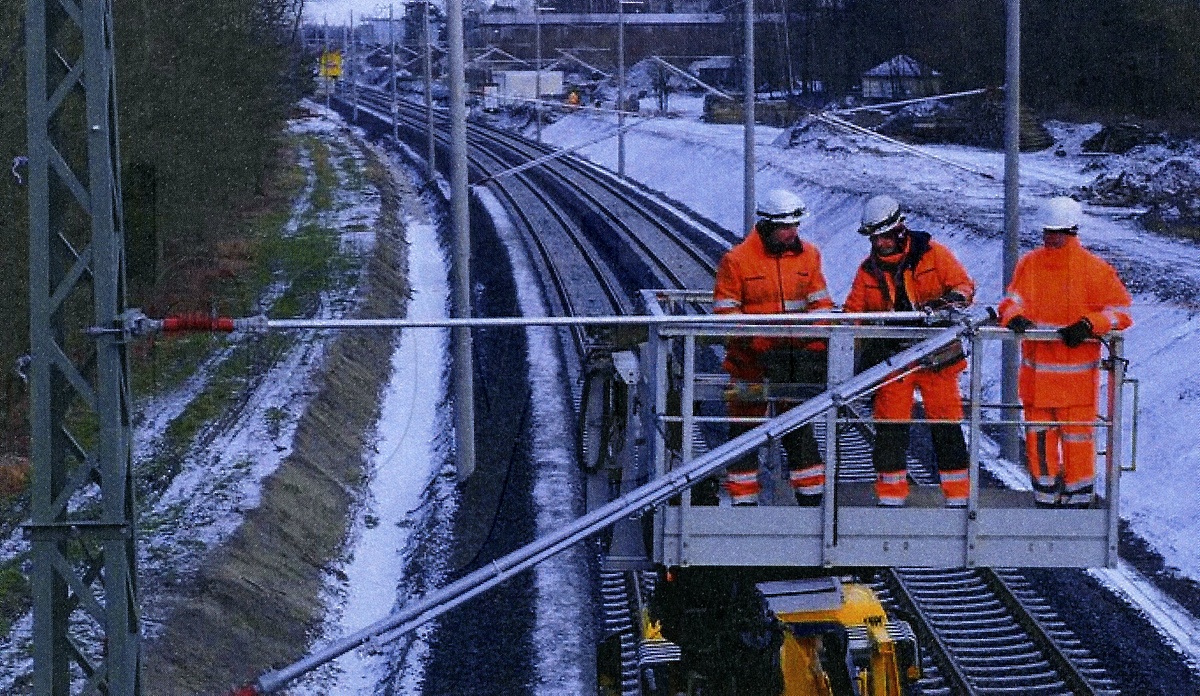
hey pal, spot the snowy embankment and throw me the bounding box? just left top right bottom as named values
left=293, top=141, right=457, bottom=694
left=543, top=96, right=1200, bottom=660
left=0, top=102, right=429, bottom=693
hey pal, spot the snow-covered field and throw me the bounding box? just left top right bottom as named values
left=541, top=94, right=1200, bottom=653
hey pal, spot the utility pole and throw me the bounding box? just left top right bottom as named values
left=448, top=0, right=476, bottom=478
left=1002, top=0, right=1022, bottom=462
left=426, top=0, right=436, bottom=178
left=534, top=5, right=543, bottom=142
left=324, top=17, right=331, bottom=108
left=351, top=11, right=359, bottom=123
left=26, top=0, right=141, bottom=692
left=617, top=0, right=627, bottom=176
left=743, top=0, right=756, bottom=234
left=391, top=4, right=398, bottom=142
left=781, top=0, right=794, bottom=95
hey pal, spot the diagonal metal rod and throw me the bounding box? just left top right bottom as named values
left=472, top=115, right=649, bottom=184
left=816, top=112, right=996, bottom=179
left=247, top=318, right=986, bottom=693
left=830, top=87, right=990, bottom=115
left=648, top=55, right=736, bottom=101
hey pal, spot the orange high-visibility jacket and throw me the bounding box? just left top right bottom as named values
left=998, top=236, right=1132, bottom=408
left=713, top=227, right=833, bottom=379
left=843, top=231, right=975, bottom=313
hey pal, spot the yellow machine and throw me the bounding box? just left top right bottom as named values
left=761, top=578, right=920, bottom=696
left=610, top=571, right=920, bottom=696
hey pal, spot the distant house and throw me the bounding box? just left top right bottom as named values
left=687, top=56, right=736, bottom=89
left=861, top=55, right=942, bottom=100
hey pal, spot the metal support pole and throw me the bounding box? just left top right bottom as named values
left=425, top=1, right=436, bottom=178
left=27, top=0, right=141, bottom=692
left=447, top=0, right=476, bottom=479
left=535, top=7, right=543, bottom=142
left=351, top=12, right=358, bottom=123
left=1105, top=336, right=1126, bottom=568
left=390, top=4, right=398, bottom=142
left=324, top=17, right=331, bottom=108
left=1001, top=0, right=1022, bottom=463
left=743, top=0, right=756, bottom=234
left=679, top=334, right=696, bottom=562
left=965, top=333, right=984, bottom=567
left=617, top=0, right=626, bottom=176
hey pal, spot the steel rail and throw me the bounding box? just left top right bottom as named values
left=881, top=567, right=1116, bottom=695
left=363, top=87, right=635, bottom=354
left=462, top=129, right=688, bottom=299
left=985, top=569, right=1109, bottom=694
left=377, top=86, right=727, bottom=281
left=375, top=89, right=643, bottom=313
left=878, top=569, right=975, bottom=695
left=447, top=111, right=708, bottom=293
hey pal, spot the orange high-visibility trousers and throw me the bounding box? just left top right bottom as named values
left=1024, top=403, right=1096, bottom=508
left=726, top=397, right=824, bottom=505
left=872, top=362, right=969, bottom=506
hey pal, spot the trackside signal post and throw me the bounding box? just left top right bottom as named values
left=319, top=48, right=342, bottom=103
left=26, top=0, right=141, bottom=693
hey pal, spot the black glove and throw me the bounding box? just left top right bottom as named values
left=1058, top=318, right=1094, bottom=348
left=921, top=290, right=969, bottom=312
left=1007, top=315, right=1035, bottom=334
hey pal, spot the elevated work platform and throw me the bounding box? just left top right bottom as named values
left=658, top=491, right=1112, bottom=568
left=584, top=290, right=1132, bottom=571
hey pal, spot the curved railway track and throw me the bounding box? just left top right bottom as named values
left=338, top=89, right=1127, bottom=696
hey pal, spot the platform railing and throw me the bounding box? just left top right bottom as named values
left=640, top=289, right=1127, bottom=569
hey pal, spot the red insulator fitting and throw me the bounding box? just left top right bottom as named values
left=160, top=312, right=237, bottom=334
left=227, top=685, right=261, bottom=696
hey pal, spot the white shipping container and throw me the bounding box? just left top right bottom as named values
left=493, top=70, right=564, bottom=106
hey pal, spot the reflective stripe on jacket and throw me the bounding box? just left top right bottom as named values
left=842, top=232, right=975, bottom=313
left=998, top=236, right=1132, bottom=408
left=713, top=226, right=833, bottom=380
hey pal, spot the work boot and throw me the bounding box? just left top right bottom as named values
left=690, top=476, right=720, bottom=506
left=795, top=493, right=822, bottom=507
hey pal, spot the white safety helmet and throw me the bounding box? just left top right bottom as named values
left=1041, top=196, right=1082, bottom=233
left=755, top=189, right=807, bottom=226
left=858, top=195, right=905, bottom=236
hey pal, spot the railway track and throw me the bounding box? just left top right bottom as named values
left=338, top=89, right=1123, bottom=696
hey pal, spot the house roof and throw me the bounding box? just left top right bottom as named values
left=688, top=55, right=735, bottom=73
left=863, top=54, right=940, bottom=78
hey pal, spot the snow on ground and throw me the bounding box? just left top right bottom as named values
left=542, top=99, right=1200, bottom=588
left=293, top=189, right=455, bottom=692
left=0, top=106, right=388, bottom=690
left=138, top=112, right=383, bottom=637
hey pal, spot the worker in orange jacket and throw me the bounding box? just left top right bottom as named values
left=711, top=189, right=834, bottom=506
left=998, top=197, right=1132, bottom=508
left=844, top=195, right=975, bottom=507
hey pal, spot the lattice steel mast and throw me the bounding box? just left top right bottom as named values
left=25, top=0, right=140, bottom=692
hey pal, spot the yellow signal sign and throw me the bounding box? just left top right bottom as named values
left=320, top=51, right=343, bottom=79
